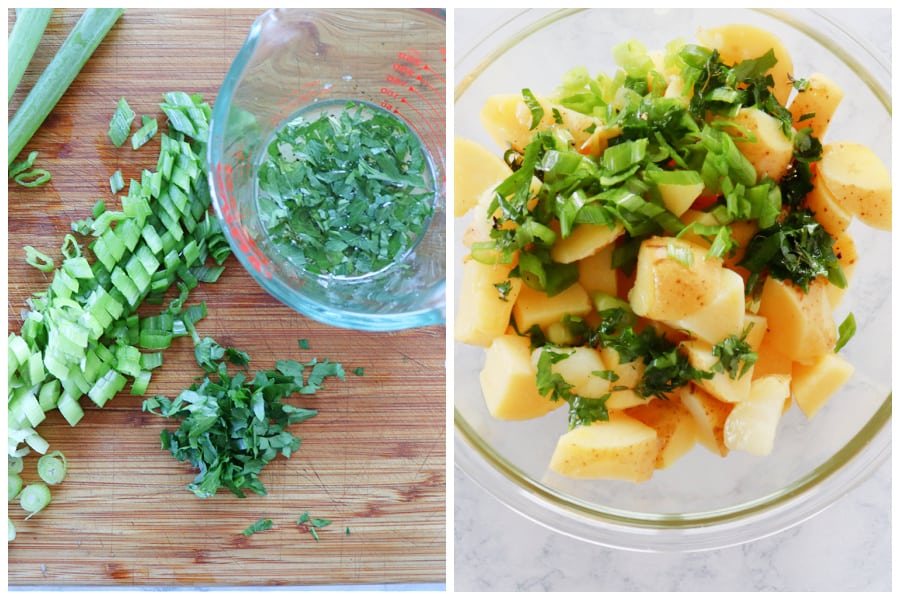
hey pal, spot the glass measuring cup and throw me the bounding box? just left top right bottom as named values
left=208, top=8, right=446, bottom=331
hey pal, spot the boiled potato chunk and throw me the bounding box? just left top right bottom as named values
left=791, top=352, right=854, bottom=418
left=751, top=336, right=793, bottom=379
left=512, top=281, right=592, bottom=332
left=532, top=345, right=610, bottom=399
left=657, top=178, right=705, bottom=217
left=577, top=244, right=618, bottom=297
left=826, top=229, right=858, bottom=308
left=742, top=313, right=768, bottom=353
left=629, top=237, right=723, bottom=321
left=724, top=374, right=791, bottom=456
left=480, top=93, right=614, bottom=153
left=696, top=24, right=795, bottom=106
left=788, top=72, right=844, bottom=140
left=455, top=259, right=522, bottom=347
left=665, top=267, right=745, bottom=345
left=804, top=176, right=852, bottom=238
left=627, top=396, right=697, bottom=469
left=551, top=222, right=624, bottom=264
left=480, top=334, right=562, bottom=420
left=818, top=142, right=892, bottom=231
left=599, top=346, right=648, bottom=410
left=454, top=137, right=512, bottom=218
left=756, top=277, right=836, bottom=363
left=721, top=107, right=793, bottom=183
left=679, top=384, right=733, bottom=457
left=681, top=339, right=753, bottom=403
left=549, top=412, right=658, bottom=481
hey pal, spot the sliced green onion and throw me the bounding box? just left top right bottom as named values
left=521, top=88, right=544, bottom=130
left=9, top=455, right=24, bottom=475
left=835, top=312, right=856, bottom=353
left=7, top=8, right=54, bottom=102
left=37, top=450, right=68, bottom=485
left=109, top=169, right=125, bottom=194
left=24, top=245, right=55, bottom=272
left=19, top=482, right=51, bottom=519
left=9, top=518, right=16, bottom=542
left=9, top=8, right=125, bottom=165
left=108, top=96, right=135, bottom=147
left=14, top=167, right=51, bottom=187
left=8, top=473, right=23, bottom=501
left=132, top=115, right=158, bottom=150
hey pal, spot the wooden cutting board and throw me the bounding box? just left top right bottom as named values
left=7, top=9, right=446, bottom=587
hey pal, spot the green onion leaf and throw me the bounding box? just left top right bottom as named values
left=834, top=313, right=856, bottom=353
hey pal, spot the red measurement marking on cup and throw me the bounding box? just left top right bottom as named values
left=213, top=163, right=273, bottom=280
left=382, top=48, right=446, bottom=159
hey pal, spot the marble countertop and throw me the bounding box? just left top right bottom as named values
left=452, top=8, right=892, bottom=592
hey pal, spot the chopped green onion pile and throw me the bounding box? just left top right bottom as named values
left=7, top=91, right=229, bottom=537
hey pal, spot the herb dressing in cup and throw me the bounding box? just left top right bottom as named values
left=209, top=8, right=446, bottom=330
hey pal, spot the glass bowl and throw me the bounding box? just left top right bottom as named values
left=453, top=8, right=891, bottom=551
left=208, top=8, right=446, bottom=331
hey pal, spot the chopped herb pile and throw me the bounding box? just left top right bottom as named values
left=257, top=101, right=434, bottom=277
left=142, top=339, right=345, bottom=499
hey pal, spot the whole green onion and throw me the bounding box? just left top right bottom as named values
left=8, top=8, right=125, bottom=166
left=7, top=8, right=53, bottom=102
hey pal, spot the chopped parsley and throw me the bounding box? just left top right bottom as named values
left=739, top=209, right=846, bottom=293
left=142, top=339, right=345, bottom=499
left=257, top=101, right=434, bottom=278
left=243, top=518, right=273, bottom=537
left=297, top=511, right=332, bottom=541
left=711, top=325, right=759, bottom=379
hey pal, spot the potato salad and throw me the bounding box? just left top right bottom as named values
left=454, top=24, right=891, bottom=482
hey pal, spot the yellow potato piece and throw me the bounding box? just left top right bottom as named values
left=549, top=413, right=658, bottom=481
left=480, top=334, right=562, bottom=420
left=532, top=345, right=610, bottom=399
left=577, top=244, right=618, bottom=297
left=805, top=176, right=852, bottom=238
left=720, top=107, right=793, bottom=182
left=627, top=396, right=697, bottom=470
left=679, top=384, right=733, bottom=457
left=826, top=229, right=858, bottom=308
left=455, top=259, right=522, bottom=347
left=756, top=277, right=836, bottom=363
left=742, top=313, right=768, bottom=353
left=791, top=352, right=854, bottom=419
left=657, top=179, right=705, bottom=217
left=479, top=93, right=614, bottom=154
left=665, top=267, right=745, bottom=345
left=681, top=339, right=754, bottom=404
left=788, top=72, right=844, bottom=140
left=697, top=24, right=794, bottom=107
left=454, top=137, right=512, bottom=218
left=512, top=281, right=592, bottom=332
left=599, top=346, right=648, bottom=410
left=724, top=374, right=791, bottom=456
left=818, top=142, right=892, bottom=231
left=551, top=222, right=624, bottom=264
left=628, top=236, right=724, bottom=321
left=752, top=336, right=793, bottom=379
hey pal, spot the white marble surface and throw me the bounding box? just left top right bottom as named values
left=452, top=8, right=892, bottom=592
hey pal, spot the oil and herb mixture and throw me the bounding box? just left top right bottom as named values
left=256, top=100, right=435, bottom=279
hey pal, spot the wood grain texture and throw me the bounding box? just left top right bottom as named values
left=7, top=8, right=446, bottom=587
